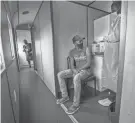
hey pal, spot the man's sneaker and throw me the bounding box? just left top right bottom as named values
left=66, top=104, right=80, bottom=115
left=56, top=97, right=69, bottom=104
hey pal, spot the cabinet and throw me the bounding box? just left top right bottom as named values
left=93, top=55, right=106, bottom=91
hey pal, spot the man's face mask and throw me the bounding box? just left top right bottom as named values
left=111, top=4, right=121, bottom=15
left=75, top=40, right=83, bottom=49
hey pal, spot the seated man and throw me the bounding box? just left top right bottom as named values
left=57, top=35, right=92, bottom=115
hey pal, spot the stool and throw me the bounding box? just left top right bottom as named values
left=67, top=56, right=97, bottom=97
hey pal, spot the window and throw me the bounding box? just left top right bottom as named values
left=7, top=14, right=15, bottom=59
left=0, top=37, right=5, bottom=73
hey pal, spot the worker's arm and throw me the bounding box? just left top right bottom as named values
left=78, top=47, right=91, bottom=71
left=114, top=18, right=121, bottom=41
left=104, top=17, right=121, bottom=42
left=23, top=47, right=26, bottom=52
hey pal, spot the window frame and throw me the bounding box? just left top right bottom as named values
left=7, top=13, right=15, bottom=59
left=0, top=37, right=6, bottom=74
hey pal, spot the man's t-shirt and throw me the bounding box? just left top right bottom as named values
left=69, top=47, right=87, bottom=69
left=23, top=43, right=33, bottom=60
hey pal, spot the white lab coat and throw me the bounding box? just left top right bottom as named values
left=103, top=14, right=121, bottom=92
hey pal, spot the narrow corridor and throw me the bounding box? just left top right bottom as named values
left=20, top=68, right=72, bottom=123
left=1, top=1, right=135, bottom=123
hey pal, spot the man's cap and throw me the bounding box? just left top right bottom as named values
left=72, top=35, right=85, bottom=42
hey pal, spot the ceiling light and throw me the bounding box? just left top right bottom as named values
left=22, top=11, right=29, bottom=15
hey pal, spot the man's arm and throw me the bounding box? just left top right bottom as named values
left=69, top=51, right=75, bottom=70
left=78, top=47, right=91, bottom=71
left=23, top=45, right=26, bottom=52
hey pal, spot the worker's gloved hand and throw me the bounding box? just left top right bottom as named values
left=103, top=36, right=109, bottom=42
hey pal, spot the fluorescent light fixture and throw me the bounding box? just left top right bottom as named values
left=22, top=11, right=29, bottom=15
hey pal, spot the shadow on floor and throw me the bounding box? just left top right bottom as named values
left=19, top=68, right=72, bottom=123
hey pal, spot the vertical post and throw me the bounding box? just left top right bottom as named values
left=115, top=1, right=128, bottom=122
left=16, top=1, right=20, bottom=71
left=87, top=6, right=88, bottom=46
left=30, top=27, right=37, bottom=71
left=119, top=1, right=135, bottom=123
left=50, top=1, right=59, bottom=98
left=17, top=1, right=19, bottom=25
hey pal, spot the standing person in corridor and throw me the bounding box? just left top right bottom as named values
left=23, top=39, right=33, bottom=68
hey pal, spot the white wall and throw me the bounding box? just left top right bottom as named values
left=119, top=1, right=135, bottom=123
left=32, top=1, right=56, bottom=96
left=38, top=1, right=56, bottom=96
left=88, top=7, right=108, bottom=45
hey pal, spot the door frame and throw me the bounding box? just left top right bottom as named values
left=30, top=26, right=37, bottom=71
left=115, top=1, right=128, bottom=122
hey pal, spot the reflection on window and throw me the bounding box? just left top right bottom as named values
left=7, top=14, right=15, bottom=59
left=0, top=37, right=5, bottom=73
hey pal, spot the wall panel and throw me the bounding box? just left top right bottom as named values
left=88, top=8, right=109, bottom=45
left=33, top=14, right=44, bottom=79
left=38, top=1, right=55, bottom=95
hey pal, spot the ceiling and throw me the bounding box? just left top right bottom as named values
left=18, top=1, right=42, bottom=25
left=72, top=1, right=113, bottom=13
left=9, top=1, right=113, bottom=29
left=6, top=1, right=42, bottom=29
left=73, top=0, right=95, bottom=6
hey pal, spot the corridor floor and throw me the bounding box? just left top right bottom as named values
left=19, top=68, right=72, bottom=123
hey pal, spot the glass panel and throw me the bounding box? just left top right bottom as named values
left=7, top=14, right=15, bottom=59
left=0, top=37, right=5, bottom=73
left=1, top=2, right=12, bottom=66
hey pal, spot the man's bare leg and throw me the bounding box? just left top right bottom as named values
left=28, top=60, right=31, bottom=68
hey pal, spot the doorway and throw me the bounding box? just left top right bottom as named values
left=16, top=29, right=34, bottom=69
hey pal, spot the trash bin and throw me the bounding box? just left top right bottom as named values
left=108, top=101, right=117, bottom=123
